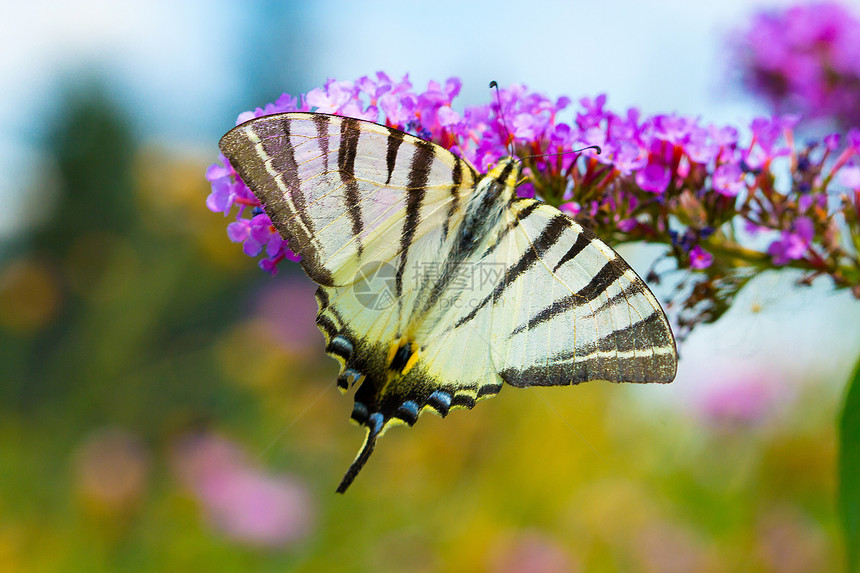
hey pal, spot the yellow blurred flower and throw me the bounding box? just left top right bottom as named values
left=0, top=258, right=62, bottom=333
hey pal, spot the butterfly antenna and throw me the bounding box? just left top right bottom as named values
left=335, top=413, right=383, bottom=493
left=518, top=145, right=602, bottom=163
left=489, top=81, right=515, bottom=156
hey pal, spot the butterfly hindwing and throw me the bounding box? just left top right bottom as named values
left=485, top=200, right=677, bottom=386
left=314, top=210, right=505, bottom=422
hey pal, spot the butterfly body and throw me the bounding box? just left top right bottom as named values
left=219, top=112, right=677, bottom=492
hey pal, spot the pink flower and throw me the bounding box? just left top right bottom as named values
left=636, top=162, right=671, bottom=193
left=305, top=80, right=356, bottom=113
left=689, top=245, right=714, bottom=269
left=712, top=163, right=745, bottom=196
left=488, top=531, right=580, bottom=573
left=838, top=164, right=860, bottom=189
left=172, top=433, right=315, bottom=548
left=698, top=376, right=777, bottom=426
left=767, top=216, right=815, bottom=264
left=736, top=2, right=860, bottom=129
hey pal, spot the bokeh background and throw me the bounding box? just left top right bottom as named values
left=2, top=1, right=860, bottom=571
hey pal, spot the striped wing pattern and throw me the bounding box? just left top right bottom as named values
left=219, top=112, right=678, bottom=493
left=485, top=201, right=676, bottom=386
left=220, top=112, right=477, bottom=287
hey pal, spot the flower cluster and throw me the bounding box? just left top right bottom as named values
left=735, top=2, right=860, bottom=130
left=207, top=73, right=860, bottom=335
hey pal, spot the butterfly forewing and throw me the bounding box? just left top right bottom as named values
left=220, top=113, right=478, bottom=286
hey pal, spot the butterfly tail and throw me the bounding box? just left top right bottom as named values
left=336, top=412, right=384, bottom=493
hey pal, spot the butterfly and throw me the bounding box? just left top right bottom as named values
left=219, top=112, right=677, bottom=492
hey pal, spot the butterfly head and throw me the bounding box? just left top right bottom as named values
left=486, top=156, right=523, bottom=192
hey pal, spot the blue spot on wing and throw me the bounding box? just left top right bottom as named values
left=368, top=412, right=384, bottom=434
left=427, top=390, right=452, bottom=416
left=396, top=400, right=420, bottom=425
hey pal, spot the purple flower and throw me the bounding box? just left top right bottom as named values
left=689, top=245, right=714, bottom=269
left=685, top=126, right=720, bottom=164
left=849, top=128, right=860, bottom=152
left=226, top=219, right=250, bottom=243
left=698, top=375, right=777, bottom=426
left=617, top=217, right=638, bottom=232
left=743, top=116, right=793, bottom=170
left=736, top=2, right=860, bottom=129
left=712, top=163, right=745, bottom=196
left=228, top=214, right=274, bottom=257
left=825, top=133, right=841, bottom=150
left=559, top=202, right=581, bottom=218
left=710, top=125, right=740, bottom=148
left=636, top=162, right=671, bottom=193
left=767, top=216, right=815, bottom=264
left=305, top=80, right=356, bottom=113
left=651, top=114, right=695, bottom=145
left=608, top=141, right=648, bottom=175
left=206, top=178, right=235, bottom=215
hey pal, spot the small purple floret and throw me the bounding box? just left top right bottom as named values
left=689, top=246, right=714, bottom=270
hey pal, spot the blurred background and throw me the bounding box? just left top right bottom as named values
left=2, top=0, right=860, bottom=571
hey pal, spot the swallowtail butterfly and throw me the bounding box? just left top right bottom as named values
left=219, top=112, right=678, bottom=492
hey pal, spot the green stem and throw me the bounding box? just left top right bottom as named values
left=609, top=232, right=858, bottom=286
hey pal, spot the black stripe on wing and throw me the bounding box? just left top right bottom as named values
left=314, top=114, right=331, bottom=172
left=501, top=313, right=676, bottom=387
left=221, top=118, right=336, bottom=285
left=338, top=117, right=365, bottom=256
left=442, top=159, right=464, bottom=241
left=385, top=130, right=405, bottom=185
left=552, top=231, right=590, bottom=272
left=509, top=257, right=633, bottom=336
left=394, top=140, right=435, bottom=298
left=500, top=356, right=671, bottom=388
left=454, top=213, right=569, bottom=328
left=481, top=199, right=543, bottom=259
left=555, top=311, right=668, bottom=359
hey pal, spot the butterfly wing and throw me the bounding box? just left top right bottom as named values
left=221, top=112, right=488, bottom=491
left=315, top=225, right=505, bottom=421
left=315, top=215, right=510, bottom=492
left=316, top=195, right=676, bottom=447
left=483, top=199, right=678, bottom=386
left=219, top=112, right=478, bottom=287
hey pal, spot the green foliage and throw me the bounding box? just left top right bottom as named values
left=840, top=354, right=860, bottom=572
